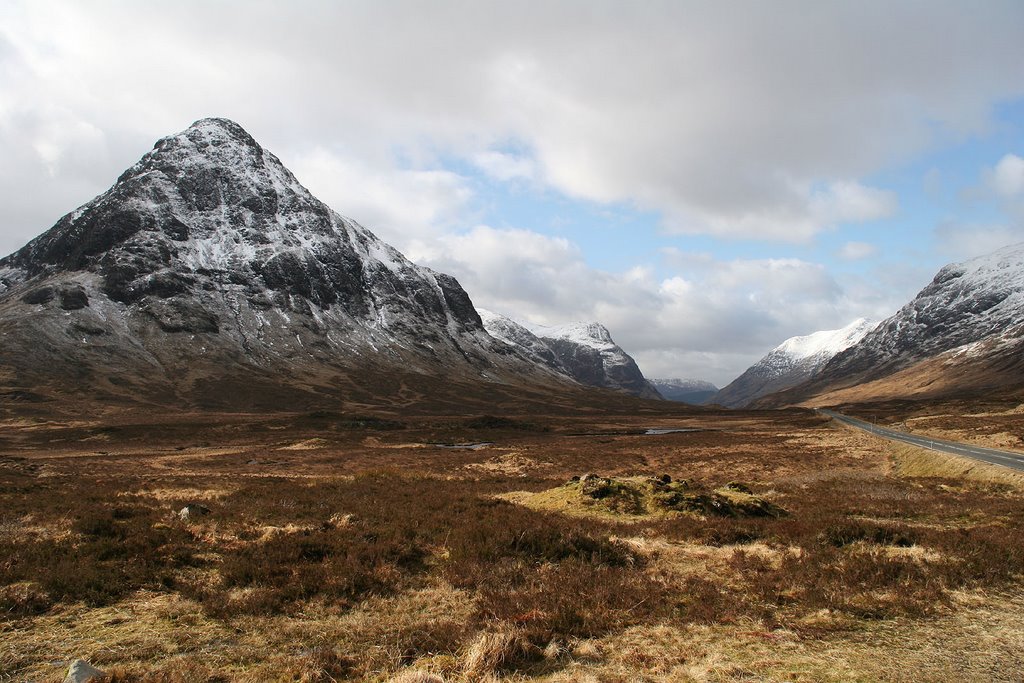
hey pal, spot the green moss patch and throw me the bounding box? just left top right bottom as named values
left=508, top=474, right=786, bottom=521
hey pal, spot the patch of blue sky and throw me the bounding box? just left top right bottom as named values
left=434, top=95, right=1021, bottom=287
left=439, top=151, right=668, bottom=271
left=840, top=96, right=1024, bottom=270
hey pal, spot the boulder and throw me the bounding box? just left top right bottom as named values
left=580, top=475, right=614, bottom=499
left=64, top=659, right=106, bottom=683
left=648, top=473, right=675, bottom=489
left=59, top=285, right=90, bottom=310
left=21, top=286, right=55, bottom=305
left=178, top=503, right=211, bottom=521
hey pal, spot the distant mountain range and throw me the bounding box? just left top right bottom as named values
left=648, top=378, right=718, bottom=404
left=712, top=318, right=876, bottom=408
left=757, top=243, right=1024, bottom=407
left=0, top=118, right=662, bottom=412
left=694, top=240, right=1024, bottom=410
left=5, top=118, right=1020, bottom=414
left=478, top=310, right=662, bottom=399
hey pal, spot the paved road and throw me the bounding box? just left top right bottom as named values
left=819, top=409, right=1024, bottom=473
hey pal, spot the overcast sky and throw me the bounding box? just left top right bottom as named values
left=2, top=1, right=1023, bottom=385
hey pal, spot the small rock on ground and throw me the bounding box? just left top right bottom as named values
left=64, top=659, right=106, bottom=683
left=178, top=503, right=211, bottom=521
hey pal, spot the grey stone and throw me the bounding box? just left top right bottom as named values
left=64, top=659, right=106, bottom=683
left=178, top=503, right=211, bottom=521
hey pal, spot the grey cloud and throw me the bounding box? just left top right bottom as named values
left=0, top=1, right=1018, bottom=383
left=415, top=227, right=906, bottom=385
left=2, top=1, right=1023, bottom=252
left=934, top=220, right=1024, bottom=260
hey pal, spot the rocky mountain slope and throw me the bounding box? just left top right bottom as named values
left=711, top=318, right=876, bottom=408
left=0, top=118, right=587, bottom=412
left=760, top=243, right=1024, bottom=407
left=648, top=378, right=718, bottom=404
left=478, top=310, right=662, bottom=399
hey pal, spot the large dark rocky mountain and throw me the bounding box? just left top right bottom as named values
left=477, top=310, right=662, bottom=399
left=0, top=118, right=596, bottom=412
left=758, top=243, right=1024, bottom=407
left=711, top=318, right=875, bottom=408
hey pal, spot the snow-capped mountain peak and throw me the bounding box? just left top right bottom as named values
left=710, top=317, right=876, bottom=408
left=0, top=118, right=575, bottom=408
left=0, top=117, right=490, bottom=341
left=650, top=378, right=718, bottom=393
left=478, top=310, right=661, bottom=399
left=522, top=321, right=616, bottom=349
left=758, top=241, right=1024, bottom=406
left=776, top=318, right=877, bottom=363
left=648, top=378, right=719, bottom=405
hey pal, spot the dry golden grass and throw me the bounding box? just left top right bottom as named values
left=521, top=589, right=1024, bottom=682
left=463, top=626, right=540, bottom=678
left=386, top=670, right=446, bottom=683
left=4, top=407, right=1024, bottom=680
left=3, top=583, right=475, bottom=681
left=463, top=451, right=555, bottom=477
left=504, top=476, right=783, bottom=524
left=500, top=482, right=650, bottom=522
left=10, top=589, right=1024, bottom=682
left=279, top=438, right=333, bottom=451
left=890, top=442, right=1024, bottom=489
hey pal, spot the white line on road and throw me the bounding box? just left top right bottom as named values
left=821, top=409, right=1024, bottom=472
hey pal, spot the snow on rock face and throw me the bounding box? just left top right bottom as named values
left=810, top=242, right=1024, bottom=385
left=524, top=321, right=616, bottom=349
left=711, top=318, right=876, bottom=408
left=763, top=318, right=877, bottom=375
left=0, top=118, right=548, bottom=407
left=1, top=118, right=483, bottom=342
left=777, top=319, right=877, bottom=360
left=479, top=310, right=662, bottom=399
left=648, top=378, right=719, bottom=404
left=477, top=309, right=566, bottom=373
left=650, top=378, right=718, bottom=392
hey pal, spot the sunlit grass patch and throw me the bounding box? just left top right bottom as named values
left=503, top=474, right=786, bottom=521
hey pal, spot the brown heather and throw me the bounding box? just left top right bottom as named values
left=2, top=404, right=1024, bottom=680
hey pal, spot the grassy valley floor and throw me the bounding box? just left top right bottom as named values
left=2, top=407, right=1024, bottom=681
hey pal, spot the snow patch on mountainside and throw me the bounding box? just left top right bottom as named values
left=801, top=241, right=1024, bottom=391
left=0, top=118, right=575, bottom=407
left=757, top=243, right=1024, bottom=406
left=711, top=318, right=876, bottom=408
left=523, top=321, right=615, bottom=349
left=771, top=318, right=877, bottom=372
left=649, top=378, right=719, bottom=404
left=479, top=310, right=661, bottom=399
left=476, top=309, right=567, bottom=376
left=650, top=378, right=718, bottom=393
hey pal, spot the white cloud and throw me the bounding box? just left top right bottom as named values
left=408, top=226, right=617, bottom=320
left=837, top=241, right=879, bottom=261
left=415, top=227, right=901, bottom=385
left=1, top=1, right=1023, bottom=251
left=660, top=180, right=898, bottom=242
left=288, top=148, right=474, bottom=251
left=812, top=181, right=897, bottom=224
left=472, top=151, right=536, bottom=182
left=934, top=220, right=1024, bottom=259
left=0, top=1, right=1015, bottom=384
left=987, top=154, right=1024, bottom=197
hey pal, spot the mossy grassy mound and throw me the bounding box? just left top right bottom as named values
left=508, top=474, right=786, bottom=521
